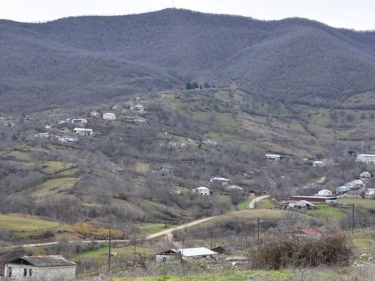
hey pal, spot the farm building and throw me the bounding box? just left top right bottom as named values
left=156, top=247, right=217, bottom=262
left=289, top=195, right=337, bottom=203
left=356, top=154, right=375, bottom=164
left=192, top=186, right=211, bottom=196
left=4, top=255, right=76, bottom=281
left=73, top=128, right=93, bottom=136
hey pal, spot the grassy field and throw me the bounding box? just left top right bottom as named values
left=32, top=177, right=78, bottom=197
left=137, top=223, right=176, bottom=235
left=0, top=213, right=72, bottom=239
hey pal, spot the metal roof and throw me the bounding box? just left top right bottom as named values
left=8, top=256, right=76, bottom=267
left=176, top=247, right=217, bottom=257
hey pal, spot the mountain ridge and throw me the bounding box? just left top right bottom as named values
left=1, top=9, right=375, bottom=113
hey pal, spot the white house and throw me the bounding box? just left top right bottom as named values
left=192, top=186, right=210, bottom=196
left=356, top=154, right=375, bottom=164
left=313, top=161, right=326, bottom=167
left=73, top=128, right=93, bottom=136
left=360, top=171, right=372, bottom=179
left=103, top=112, right=116, bottom=120
left=317, top=189, right=332, bottom=196
left=336, top=185, right=350, bottom=193
left=4, top=255, right=76, bottom=281
left=265, top=154, right=281, bottom=160
left=209, top=177, right=229, bottom=186
left=345, top=179, right=364, bottom=188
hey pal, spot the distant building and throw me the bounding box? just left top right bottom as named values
left=210, top=177, right=229, bottom=186
left=360, top=171, right=372, bottom=179
left=71, top=118, right=87, bottom=125
left=289, top=195, right=337, bottom=203
left=336, top=186, right=350, bottom=194
left=316, top=189, right=332, bottom=196
left=4, top=255, right=76, bottom=281
left=103, top=113, right=116, bottom=120
left=132, top=104, right=144, bottom=112
left=90, top=111, right=101, bottom=117
left=356, top=154, right=375, bottom=164
left=156, top=247, right=217, bottom=262
left=312, top=161, right=326, bottom=167
left=73, top=128, right=93, bottom=136
left=265, top=154, right=281, bottom=161
left=34, top=132, right=49, bottom=138
left=192, top=186, right=211, bottom=196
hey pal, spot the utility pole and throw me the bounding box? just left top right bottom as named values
left=257, top=217, right=260, bottom=245
left=352, top=203, right=355, bottom=234
left=107, top=229, right=111, bottom=273
left=133, top=233, right=137, bottom=270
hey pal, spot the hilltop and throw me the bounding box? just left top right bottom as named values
left=1, top=9, right=375, bottom=113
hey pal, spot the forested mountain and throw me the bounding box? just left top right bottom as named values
left=1, top=8, right=375, bottom=113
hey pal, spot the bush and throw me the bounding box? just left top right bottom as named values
left=249, top=225, right=353, bottom=269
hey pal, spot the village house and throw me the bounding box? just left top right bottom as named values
left=4, top=255, right=76, bottom=281
left=360, top=171, right=372, bottom=179
left=192, top=186, right=211, bottom=196
left=316, top=189, right=333, bottom=196
left=73, top=128, right=93, bottom=136
left=103, top=112, right=116, bottom=120
left=336, top=185, right=350, bottom=194
left=345, top=179, right=364, bottom=189
left=356, top=154, right=375, bottom=164
left=156, top=247, right=217, bottom=262
left=210, top=177, right=229, bottom=186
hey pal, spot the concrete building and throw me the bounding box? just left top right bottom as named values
left=4, top=255, right=76, bottom=281
left=103, top=112, right=116, bottom=120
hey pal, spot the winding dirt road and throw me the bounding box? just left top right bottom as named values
left=248, top=195, right=270, bottom=209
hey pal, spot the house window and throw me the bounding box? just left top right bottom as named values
left=24, top=268, right=27, bottom=276
left=29, top=269, right=33, bottom=276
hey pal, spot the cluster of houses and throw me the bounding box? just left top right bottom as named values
left=32, top=99, right=148, bottom=144
left=335, top=171, right=373, bottom=198
left=191, top=177, right=246, bottom=196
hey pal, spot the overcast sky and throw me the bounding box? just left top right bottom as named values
left=0, top=0, right=374, bottom=31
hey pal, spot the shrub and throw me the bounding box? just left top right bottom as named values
left=249, top=224, right=353, bottom=269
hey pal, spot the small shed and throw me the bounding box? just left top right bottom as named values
left=4, top=255, right=76, bottom=281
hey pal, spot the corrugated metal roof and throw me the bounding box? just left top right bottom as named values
left=176, top=247, right=217, bottom=257
left=9, top=255, right=76, bottom=267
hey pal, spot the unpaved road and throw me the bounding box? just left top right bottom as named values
left=248, top=195, right=270, bottom=209
left=17, top=195, right=275, bottom=248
